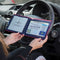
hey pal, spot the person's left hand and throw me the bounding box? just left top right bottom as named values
left=4, top=33, right=24, bottom=45
left=29, top=36, right=48, bottom=52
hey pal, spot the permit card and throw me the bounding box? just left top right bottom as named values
left=6, top=15, right=51, bottom=39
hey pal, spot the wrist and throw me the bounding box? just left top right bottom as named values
left=29, top=45, right=34, bottom=53
left=3, top=38, right=9, bottom=46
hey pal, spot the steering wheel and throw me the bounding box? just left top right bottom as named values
left=16, top=0, right=55, bottom=44
left=49, top=23, right=60, bottom=41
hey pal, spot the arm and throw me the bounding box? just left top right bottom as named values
left=7, top=46, right=32, bottom=60
left=29, top=36, right=48, bottom=52
left=0, top=42, right=7, bottom=60
left=20, top=36, right=48, bottom=57
left=3, top=33, right=24, bottom=45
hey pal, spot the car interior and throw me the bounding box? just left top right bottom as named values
left=0, top=0, right=60, bottom=60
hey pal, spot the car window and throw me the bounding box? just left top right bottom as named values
left=0, top=0, right=60, bottom=5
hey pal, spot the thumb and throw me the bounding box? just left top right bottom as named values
left=20, top=34, right=24, bottom=38
left=35, top=38, right=42, bottom=42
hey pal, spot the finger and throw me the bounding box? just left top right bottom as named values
left=16, top=33, right=20, bottom=35
left=11, top=33, right=19, bottom=37
left=21, top=34, right=24, bottom=38
left=18, top=34, right=24, bottom=39
left=16, top=33, right=22, bottom=37
left=34, top=38, right=41, bottom=42
left=42, top=36, right=48, bottom=44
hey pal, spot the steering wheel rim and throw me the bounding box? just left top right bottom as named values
left=16, top=0, right=55, bottom=44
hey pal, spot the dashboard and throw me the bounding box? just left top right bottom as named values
left=0, top=4, right=33, bottom=17
left=0, top=2, right=60, bottom=23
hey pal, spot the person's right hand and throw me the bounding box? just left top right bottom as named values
left=29, top=36, right=48, bottom=52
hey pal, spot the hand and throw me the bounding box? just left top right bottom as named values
left=29, top=36, right=48, bottom=52
left=0, top=32, right=5, bottom=38
left=4, top=33, right=24, bottom=45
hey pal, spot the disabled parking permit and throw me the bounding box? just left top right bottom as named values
left=7, top=15, right=51, bottom=39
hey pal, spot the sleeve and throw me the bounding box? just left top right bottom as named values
left=8, top=46, right=32, bottom=60
left=0, top=42, right=7, bottom=60
left=16, top=46, right=32, bottom=60
left=18, top=46, right=32, bottom=58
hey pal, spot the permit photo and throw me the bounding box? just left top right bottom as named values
left=6, top=15, right=51, bottom=39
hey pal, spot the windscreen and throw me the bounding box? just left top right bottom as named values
left=13, top=0, right=32, bottom=4
left=14, top=0, right=60, bottom=4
